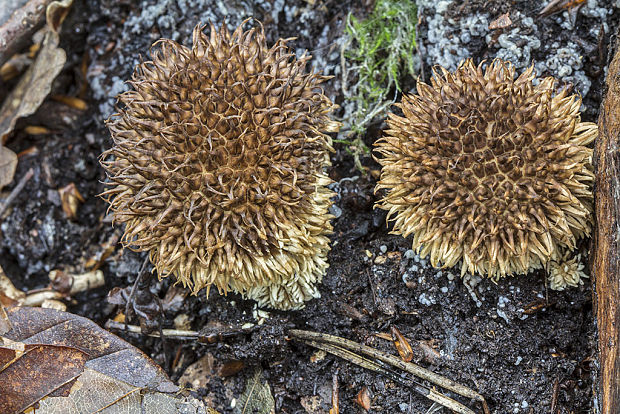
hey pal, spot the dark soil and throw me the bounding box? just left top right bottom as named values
left=0, top=0, right=614, bottom=413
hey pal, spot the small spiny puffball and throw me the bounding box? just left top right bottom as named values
left=101, top=21, right=339, bottom=309
left=548, top=253, right=588, bottom=291
left=374, top=59, right=596, bottom=280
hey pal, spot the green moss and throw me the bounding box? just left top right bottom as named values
left=340, top=0, right=417, bottom=171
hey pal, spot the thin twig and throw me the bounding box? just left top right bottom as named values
left=550, top=377, right=559, bottom=414
left=290, top=329, right=489, bottom=414
left=331, top=368, right=339, bottom=414
left=105, top=319, right=258, bottom=343
left=124, top=255, right=150, bottom=330
left=105, top=320, right=199, bottom=340
left=0, top=168, right=34, bottom=218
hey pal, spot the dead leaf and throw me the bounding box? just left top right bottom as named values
left=0, top=144, right=17, bottom=190
left=391, top=326, right=414, bottom=362
left=32, top=368, right=209, bottom=414
left=234, top=368, right=275, bottom=414
left=58, top=182, right=85, bottom=220
left=218, top=360, right=245, bottom=377
left=538, top=0, right=586, bottom=18
left=0, top=0, right=73, bottom=143
left=488, top=12, right=512, bottom=30
left=355, top=386, right=371, bottom=411
left=0, top=306, right=185, bottom=413
left=0, top=341, right=89, bottom=413
left=179, top=353, right=215, bottom=389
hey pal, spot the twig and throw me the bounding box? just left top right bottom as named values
left=331, top=368, right=339, bottom=414
left=105, top=319, right=258, bottom=343
left=105, top=320, right=199, bottom=340
left=124, top=255, right=150, bottom=330
left=0, top=167, right=34, bottom=218
left=290, top=329, right=489, bottom=414
left=0, top=0, right=56, bottom=67
left=550, top=377, right=559, bottom=414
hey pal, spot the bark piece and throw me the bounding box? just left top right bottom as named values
left=593, top=37, right=620, bottom=414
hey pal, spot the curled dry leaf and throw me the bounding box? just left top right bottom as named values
left=0, top=0, right=73, bottom=143
left=391, top=326, right=414, bottom=362
left=0, top=306, right=210, bottom=414
left=58, top=182, right=85, bottom=220
left=48, top=269, right=104, bottom=295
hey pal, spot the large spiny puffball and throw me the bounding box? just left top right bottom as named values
left=101, top=21, right=339, bottom=309
left=374, top=59, right=596, bottom=284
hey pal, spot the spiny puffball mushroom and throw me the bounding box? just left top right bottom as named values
left=374, top=59, right=596, bottom=283
left=548, top=253, right=588, bottom=291
left=100, top=21, right=339, bottom=310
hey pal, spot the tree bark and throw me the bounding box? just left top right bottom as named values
left=593, top=40, right=620, bottom=414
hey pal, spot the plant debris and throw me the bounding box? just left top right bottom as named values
left=0, top=0, right=73, bottom=142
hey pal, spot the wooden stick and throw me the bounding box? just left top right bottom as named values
left=0, top=168, right=33, bottom=218
left=593, top=37, right=620, bottom=414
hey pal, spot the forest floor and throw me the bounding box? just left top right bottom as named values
left=1, top=0, right=618, bottom=413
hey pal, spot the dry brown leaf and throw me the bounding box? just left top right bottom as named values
left=178, top=353, right=215, bottom=389
left=0, top=340, right=89, bottom=413
left=0, top=306, right=188, bottom=413
left=355, top=386, right=371, bottom=411
left=488, top=12, right=512, bottom=30
left=0, top=144, right=17, bottom=190
left=0, top=0, right=73, bottom=143
left=31, top=368, right=209, bottom=414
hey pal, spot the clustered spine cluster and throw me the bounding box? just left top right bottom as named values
left=101, top=23, right=596, bottom=309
